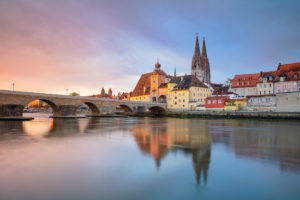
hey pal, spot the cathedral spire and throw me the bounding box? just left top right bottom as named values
left=201, top=37, right=207, bottom=58
left=191, top=33, right=202, bottom=76
left=194, top=33, right=201, bottom=56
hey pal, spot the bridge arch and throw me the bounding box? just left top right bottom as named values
left=81, top=102, right=100, bottom=115
left=158, top=95, right=167, bottom=103
left=24, top=99, right=59, bottom=115
left=148, top=106, right=166, bottom=114
left=117, top=104, right=133, bottom=114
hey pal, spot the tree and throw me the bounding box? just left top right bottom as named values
left=70, top=92, right=80, bottom=96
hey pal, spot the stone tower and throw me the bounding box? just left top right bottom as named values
left=191, top=34, right=211, bottom=83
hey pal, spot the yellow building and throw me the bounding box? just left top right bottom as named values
left=224, top=98, right=248, bottom=111
left=168, top=75, right=211, bottom=110
left=129, top=60, right=168, bottom=102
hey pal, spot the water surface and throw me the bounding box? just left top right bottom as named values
left=0, top=113, right=300, bottom=200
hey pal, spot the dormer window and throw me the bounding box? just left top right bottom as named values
left=280, top=77, right=285, bottom=82
left=269, top=76, right=273, bottom=81
left=263, top=77, right=267, bottom=83
left=259, top=77, right=262, bottom=81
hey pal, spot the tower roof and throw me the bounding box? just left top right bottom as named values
left=194, top=33, right=201, bottom=58
left=201, top=37, right=207, bottom=58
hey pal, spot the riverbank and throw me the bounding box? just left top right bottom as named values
left=165, top=110, right=300, bottom=119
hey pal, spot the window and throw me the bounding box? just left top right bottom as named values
left=258, top=98, right=262, bottom=103
left=179, top=93, right=181, bottom=96
left=153, top=80, right=155, bottom=83
left=208, top=100, right=211, bottom=104
left=237, top=83, right=239, bottom=86
left=264, top=91, right=266, bottom=94
left=269, top=76, right=273, bottom=81
left=179, top=99, right=181, bottom=103
left=175, top=102, right=177, bottom=105
left=280, top=77, right=285, bottom=82
left=213, top=100, right=216, bottom=104
left=269, top=84, right=271, bottom=87
left=183, top=99, right=185, bottom=102
left=260, top=84, right=262, bottom=88
left=183, top=93, right=185, bottom=96
left=218, top=100, right=222, bottom=103
left=263, top=78, right=267, bottom=83
left=264, top=84, right=266, bottom=88
left=266, top=98, right=270, bottom=103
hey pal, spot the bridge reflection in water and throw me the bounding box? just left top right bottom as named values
left=1, top=115, right=300, bottom=185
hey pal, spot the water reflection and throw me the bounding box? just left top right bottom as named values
left=132, top=118, right=211, bottom=184
left=1, top=116, right=300, bottom=183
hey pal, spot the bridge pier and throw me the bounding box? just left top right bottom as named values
left=52, top=105, right=81, bottom=118
left=0, top=104, right=33, bottom=120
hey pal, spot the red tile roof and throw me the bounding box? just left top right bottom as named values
left=230, top=73, right=260, bottom=88
left=131, top=69, right=167, bottom=97
left=275, top=62, right=300, bottom=81
left=257, top=71, right=277, bottom=83
left=172, top=75, right=208, bottom=91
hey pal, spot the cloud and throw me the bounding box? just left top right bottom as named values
left=0, top=0, right=299, bottom=95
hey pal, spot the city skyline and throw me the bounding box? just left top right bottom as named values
left=1, top=0, right=300, bottom=96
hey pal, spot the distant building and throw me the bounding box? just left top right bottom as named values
left=191, top=33, right=211, bottom=83
left=205, top=95, right=229, bottom=111
left=274, top=62, right=300, bottom=94
left=229, top=73, right=260, bottom=97
left=89, top=88, right=115, bottom=99
left=257, top=71, right=276, bottom=95
left=168, top=75, right=211, bottom=110
left=224, top=98, right=248, bottom=111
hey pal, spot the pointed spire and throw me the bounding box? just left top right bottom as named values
left=174, top=66, right=177, bottom=77
left=202, top=37, right=207, bottom=58
left=191, top=33, right=202, bottom=76
left=194, top=33, right=200, bottom=56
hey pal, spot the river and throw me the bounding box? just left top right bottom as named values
left=0, top=113, right=300, bottom=200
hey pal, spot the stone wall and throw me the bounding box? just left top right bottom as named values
left=247, top=95, right=276, bottom=112
left=276, top=92, right=300, bottom=112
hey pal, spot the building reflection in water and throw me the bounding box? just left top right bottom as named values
left=208, top=119, right=300, bottom=173
left=1, top=116, right=299, bottom=181
left=131, top=118, right=211, bottom=185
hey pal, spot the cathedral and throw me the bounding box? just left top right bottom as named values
left=191, top=33, right=211, bottom=83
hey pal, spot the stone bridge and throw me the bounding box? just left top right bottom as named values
left=0, top=90, right=167, bottom=118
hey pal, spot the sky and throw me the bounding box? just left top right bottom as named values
left=0, top=0, right=300, bottom=96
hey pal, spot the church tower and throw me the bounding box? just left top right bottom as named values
left=191, top=33, right=202, bottom=78
left=191, top=34, right=211, bottom=83
left=201, top=38, right=211, bottom=83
